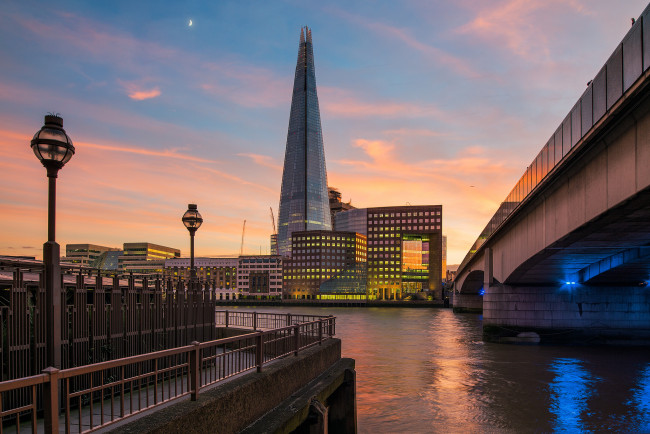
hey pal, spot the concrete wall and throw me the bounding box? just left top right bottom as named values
left=110, top=338, right=354, bottom=434
left=452, top=293, right=484, bottom=313
left=483, top=283, right=650, bottom=344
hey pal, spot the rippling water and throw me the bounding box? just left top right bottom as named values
left=231, top=306, right=650, bottom=433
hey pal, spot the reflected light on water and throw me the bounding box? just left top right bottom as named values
left=630, top=364, right=650, bottom=431
left=548, top=358, right=597, bottom=433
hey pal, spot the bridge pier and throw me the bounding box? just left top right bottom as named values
left=483, top=283, right=650, bottom=344
left=452, top=292, right=483, bottom=313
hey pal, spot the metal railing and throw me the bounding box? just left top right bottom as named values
left=216, top=310, right=335, bottom=334
left=0, top=311, right=335, bottom=433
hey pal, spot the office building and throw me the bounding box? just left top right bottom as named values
left=283, top=231, right=367, bottom=300
left=164, top=257, right=238, bottom=300
left=62, top=244, right=120, bottom=267
left=277, top=27, right=332, bottom=257
left=366, top=206, right=443, bottom=300
left=237, top=256, right=283, bottom=299
left=334, top=208, right=368, bottom=236
left=119, top=242, right=180, bottom=275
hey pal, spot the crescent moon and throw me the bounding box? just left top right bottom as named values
left=189, top=19, right=193, bottom=27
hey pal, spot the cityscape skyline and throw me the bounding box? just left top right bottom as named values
left=0, top=1, right=647, bottom=264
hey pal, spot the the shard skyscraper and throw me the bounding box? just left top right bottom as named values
left=277, top=27, right=331, bottom=257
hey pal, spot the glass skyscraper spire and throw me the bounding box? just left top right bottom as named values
left=277, top=27, right=331, bottom=257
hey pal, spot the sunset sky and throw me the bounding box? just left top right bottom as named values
left=1, top=0, right=647, bottom=264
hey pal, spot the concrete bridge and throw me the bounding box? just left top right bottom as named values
left=454, top=5, right=650, bottom=344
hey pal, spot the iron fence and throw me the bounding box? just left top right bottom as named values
left=0, top=314, right=335, bottom=433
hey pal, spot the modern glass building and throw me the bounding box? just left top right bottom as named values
left=277, top=27, right=331, bottom=257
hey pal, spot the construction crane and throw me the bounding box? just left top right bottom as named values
left=269, top=207, right=276, bottom=234
left=240, top=220, right=246, bottom=256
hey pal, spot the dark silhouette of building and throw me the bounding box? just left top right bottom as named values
left=277, top=27, right=331, bottom=257
left=329, top=187, right=355, bottom=229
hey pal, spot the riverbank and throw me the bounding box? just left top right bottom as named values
left=216, top=299, right=449, bottom=308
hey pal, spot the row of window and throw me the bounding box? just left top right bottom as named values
left=369, top=210, right=440, bottom=219
left=369, top=225, right=440, bottom=232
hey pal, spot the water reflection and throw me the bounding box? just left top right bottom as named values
left=629, top=364, right=650, bottom=432
left=230, top=306, right=650, bottom=433
left=548, top=358, right=597, bottom=433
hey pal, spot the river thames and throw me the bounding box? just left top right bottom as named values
left=232, top=305, right=650, bottom=433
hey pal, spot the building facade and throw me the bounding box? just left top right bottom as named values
left=237, top=256, right=283, bottom=299
left=62, top=244, right=120, bottom=267
left=283, top=231, right=367, bottom=300
left=277, top=27, right=331, bottom=257
left=164, top=257, right=238, bottom=299
left=328, top=187, right=354, bottom=229
left=334, top=208, right=368, bottom=236
left=119, top=242, right=180, bottom=275
left=366, top=206, right=443, bottom=300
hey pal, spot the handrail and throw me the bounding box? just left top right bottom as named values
left=0, top=311, right=336, bottom=433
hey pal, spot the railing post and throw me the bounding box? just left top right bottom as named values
left=256, top=332, right=263, bottom=372
left=253, top=311, right=257, bottom=331
left=293, top=325, right=299, bottom=356
left=328, top=315, right=335, bottom=337
left=318, top=320, right=323, bottom=345
left=286, top=313, right=292, bottom=327
left=225, top=310, right=229, bottom=328
left=43, top=367, right=60, bottom=434
left=190, top=341, right=200, bottom=401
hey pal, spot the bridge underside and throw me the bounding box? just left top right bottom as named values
left=506, top=188, right=650, bottom=286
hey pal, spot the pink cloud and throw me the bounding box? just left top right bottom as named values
left=128, top=88, right=161, bottom=101
left=238, top=153, right=282, bottom=171
left=81, top=141, right=216, bottom=163
left=319, top=86, right=446, bottom=119
left=0, top=126, right=279, bottom=260
left=457, top=0, right=590, bottom=60
left=382, top=128, right=446, bottom=138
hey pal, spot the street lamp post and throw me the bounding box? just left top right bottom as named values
left=182, top=204, right=203, bottom=287
left=31, top=114, right=75, bottom=369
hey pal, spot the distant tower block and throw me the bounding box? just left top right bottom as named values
left=277, top=27, right=331, bottom=257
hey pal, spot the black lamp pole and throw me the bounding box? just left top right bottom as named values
left=31, top=114, right=75, bottom=370
left=182, top=204, right=203, bottom=286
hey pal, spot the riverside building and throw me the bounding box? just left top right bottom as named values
left=62, top=244, right=120, bottom=267
left=164, top=257, right=238, bottom=300
left=237, top=256, right=283, bottom=299
left=119, top=242, right=180, bottom=275
left=283, top=230, right=367, bottom=300
left=334, top=205, right=444, bottom=300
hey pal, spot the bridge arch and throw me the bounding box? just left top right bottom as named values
left=459, top=270, right=484, bottom=294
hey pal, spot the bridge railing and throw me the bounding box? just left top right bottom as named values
left=0, top=312, right=335, bottom=433
left=458, top=5, right=650, bottom=275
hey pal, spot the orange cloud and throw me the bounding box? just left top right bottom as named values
left=128, top=88, right=161, bottom=101
left=238, top=153, right=282, bottom=171
left=81, top=141, right=216, bottom=163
